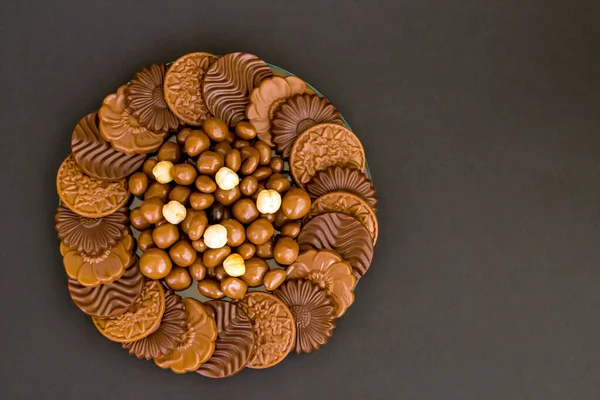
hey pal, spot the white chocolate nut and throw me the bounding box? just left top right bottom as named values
left=203, top=224, right=228, bottom=249
left=215, top=167, right=240, bottom=191
left=152, top=160, right=175, bottom=184
left=162, top=200, right=187, bottom=225
left=256, top=189, right=281, bottom=214
left=223, top=254, right=246, bottom=277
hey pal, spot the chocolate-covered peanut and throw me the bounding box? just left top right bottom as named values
left=237, top=242, right=256, bottom=260
left=138, top=229, right=155, bottom=251
left=281, top=188, right=311, bottom=220
left=195, top=175, right=217, bottom=193
left=188, top=260, right=207, bottom=280
left=273, top=236, right=299, bottom=265
left=140, top=197, right=164, bottom=224
left=240, top=146, right=260, bottom=175
left=173, top=163, right=197, bottom=185
left=225, top=149, right=242, bottom=172
left=266, top=173, right=291, bottom=193
left=168, top=185, right=192, bottom=205
left=190, top=192, right=215, bottom=210
left=157, top=141, right=182, bottom=163
left=221, top=219, right=246, bottom=247
left=169, top=240, right=197, bottom=267
left=241, top=257, right=269, bottom=286
left=197, top=151, right=224, bottom=175
left=214, top=141, right=233, bottom=157
left=203, top=117, right=229, bottom=142
left=255, top=238, right=274, bottom=259
left=130, top=208, right=152, bottom=230
left=252, top=166, right=273, bottom=182
left=246, top=218, right=275, bottom=245
left=144, top=182, right=171, bottom=202
left=253, top=141, right=271, bottom=165
left=214, top=186, right=241, bottom=206
left=184, top=130, right=211, bottom=156
left=280, top=221, right=301, bottom=238
left=240, top=176, right=258, bottom=196
left=221, top=277, right=247, bottom=299
left=142, top=158, right=158, bottom=179
left=263, top=269, right=287, bottom=291
left=269, top=157, right=284, bottom=173
left=203, top=246, right=231, bottom=268
left=140, top=248, right=172, bottom=280
left=197, top=279, right=225, bottom=299
left=129, top=172, right=149, bottom=196
left=152, top=223, right=179, bottom=249
left=176, top=127, right=192, bottom=145
left=232, top=199, right=259, bottom=224
left=235, top=121, right=257, bottom=140
left=164, top=267, right=192, bottom=291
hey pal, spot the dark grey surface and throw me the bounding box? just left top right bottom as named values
left=1, top=0, right=599, bottom=399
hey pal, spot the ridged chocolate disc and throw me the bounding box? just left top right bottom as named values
left=298, top=212, right=373, bottom=278
left=274, top=279, right=336, bottom=354
left=197, top=301, right=254, bottom=378
left=68, top=258, right=143, bottom=318
left=305, top=165, right=377, bottom=212
left=55, top=206, right=128, bottom=256
left=122, top=289, right=188, bottom=360
left=71, top=111, right=145, bottom=180
left=203, top=52, right=273, bottom=126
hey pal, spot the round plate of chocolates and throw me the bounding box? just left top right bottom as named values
left=55, top=51, right=378, bottom=378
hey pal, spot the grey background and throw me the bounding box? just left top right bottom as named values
left=1, top=0, right=599, bottom=399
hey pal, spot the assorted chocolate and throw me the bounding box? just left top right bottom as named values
left=55, top=51, right=378, bottom=377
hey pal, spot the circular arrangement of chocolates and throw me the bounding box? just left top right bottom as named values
left=54, top=52, right=378, bottom=377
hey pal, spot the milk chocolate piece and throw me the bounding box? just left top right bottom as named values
left=189, top=260, right=207, bottom=281
left=274, top=279, right=336, bottom=354
left=251, top=166, right=273, bottom=182
left=63, top=233, right=135, bottom=287
left=163, top=52, right=218, bottom=126
left=198, top=279, right=226, bottom=299
left=220, top=277, right=247, bottom=299
left=197, top=151, right=224, bottom=175
left=68, top=259, right=144, bottom=318
left=240, top=146, right=260, bottom=175
left=138, top=229, right=155, bottom=251
left=237, top=242, right=256, bottom=260
left=306, top=191, right=378, bottom=244
left=169, top=185, right=192, bottom=205
left=232, top=199, right=259, bottom=224
left=203, top=52, right=273, bottom=126
left=241, top=257, right=269, bottom=286
left=165, top=267, right=193, bottom=291
left=154, top=298, right=218, bottom=373
left=190, top=192, right=215, bottom=210
left=269, top=157, right=284, bottom=173
left=184, top=130, right=211, bottom=156
left=99, top=85, right=167, bottom=155
left=289, top=123, right=365, bottom=188
left=57, top=155, right=130, bottom=218
left=55, top=206, right=128, bottom=256
left=128, top=172, right=149, bottom=196
left=221, top=219, right=245, bottom=247
left=158, top=142, right=182, bottom=163
left=140, top=197, right=164, bottom=224
left=255, top=238, right=274, bottom=259
left=280, top=221, right=301, bottom=238
left=225, top=149, right=242, bottom=172
left=234, top=121, right=257, bottom=140
left=271, top=94, right=343, bottom=158
left=122, top=289, right=187, bottom=359
left=169, top=240, right=197, bottom=267
left=214, top=186, right=242, bottom=206
left=305, top=165, right=377, bottom=212
left=246, top=76, right=306, bottom=145
left=195, top=175, right=217, bottom=193
left=142, top=158, right=158, bottom=179
left=152, top=223, right=179, bottom=249
left=266, top=173, right=291, bottom=193
left=246, top=218, right=274, bottom=245
left=273, top=236, right=299, bottom=265
left=139, top=248, right=172, bottom=279
left=214, top=266, right=228, bottom=281
left=93, top=280, right=166, bottom=343
left=281, top=188, right=311, bottom=220
left=128, top=63, right=181, bottom=133
left=197, top=301, right=254, bottom=378
left=263, top=269, right=286, bottom=291
left=298, top=212, right=373, bottom=278
left=208, top=203, right=231, bottom=224
left=240, top=176, right=258, bottom=196
left=203, top=246, right=231, bottom=268
left=214, top=141, right=232, bottom=157
left=253, top=141, right=272, bottom=165
left=174, top=164, right=197, bottom=186
left=130, top=208, right=151, bottom=230
left=144, top=182, right=171, bottom=202
left=176, top=128, right=192, bottom=145
left=71, top=111, right=145, bottom=180
left=203, top=117, right=229, bottom=142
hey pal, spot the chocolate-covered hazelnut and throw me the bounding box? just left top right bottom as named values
left=188, top=260, right=207, bottom=280
left=237, top=242, right=256, bottom=260
left=281, top=188, right=312, bottom=219
left=190, top=192, right=215, bottom=210
left=203, top=246, right=231, bottom=268
left=255, top=238, right=274, bottom=259
left=140, top=248, right=172, bottom=279
left=221, top=277, right=247, bottom=299
left=240, top=146, right=259, bottom=175
left=144, top=182, right=171, bottom=202
left=188, top=213, right=208, bottom=241
left=235, top=121, right=257, bottom=140
left=138, top=229, right=155, bottom=251
left=214, top=266, right=228, bottom=280
left=246, top=218, right=275, bottom=245
left=152, top=223, right=179, bottom=249
left=181, top=209, right=203, bottom=233
left=191, top=238, right=208, bottom=252
left=173, top=163, right=197, bottom=186
left=280, top=221, right=301, bottom=238
left=129, top=172, right=149, bottom=196
left=251, top=183, right=266, bottom=201
left=169, top=185, right=192, bottom=205
left=263, top=269, right=287, bottom=291
left=158, top=141, right=182, bottom=163
left=269, top=157, right=284, bottom=173
left=241, top=257, right=269, bottom=286
left=214, top=186, right=241, bottom=206
left=273, top=236, right=299, bottom=265
left=142, top=158, right=158, bottom=179
left=273, top=209, right=290, bottom=228
left=225, top=129, right=236, bottom=143
left=194, top=176, right=216, bottom=194
left=232, top=199, right=259, bottom=224
left=140, top=197, right=164, bottom=224
left=207, top=203, right=231, bottom=224
left=197, top=151, right=224, bottom=175
left=240, top=176, right=258, bottom=196
left=232, top=139, right=250, bottom=149
left=184, top=130, right=211, bottom=156
left=261, top=213, right=276, bottom=223
left=197, top=279, right=225, bottom=299
left=221, top=219, right=245, bottom=247
left=225, top=149, right=242, bottom=172
left=253, top=141, right=271, bottom=165
left=169, top=240, right=197, bottom=267
left=252, top=166, right=273, bottom=182
left=214, top=141, right=232, bottom=157
left=266, top=173, right=291, bottom=193
left=203, top=117, right=228, bottom=142
left=176, top=127, right=192, bottom=145
left=130, top=207, right=152, bottom=230
left=165, top=267, right=192, bottom=291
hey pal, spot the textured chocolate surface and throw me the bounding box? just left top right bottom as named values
left=71, top=111, right=145, bottom=180
left=203, top=52, right=273, bottom=126
left=271, top=94, right=343, bottom=158
left=297, top=212, right=373, bottom=278
left=306, top=165, right=377, bottom=212
left=55, top=206, right=128, bottom=256
left=289, top=123, right=365, bottom=188
left=274, top=279, right=336, bottom=354
left=197, top=301, right=254, bottom=378
left=68, top=259, right=143, bottom=317
left=128, top=63, right=181, bottom=132
left=122, top=289, right=188, bottom=359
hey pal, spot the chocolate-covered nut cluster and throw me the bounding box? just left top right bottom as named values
left=55, top=51, right=378, bottom=376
